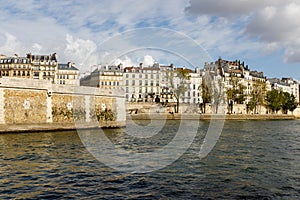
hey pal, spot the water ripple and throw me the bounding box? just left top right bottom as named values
left=0, top=121, right=300, bottom=199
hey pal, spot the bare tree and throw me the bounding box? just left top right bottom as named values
left=248, top=81, right=267, bottom=114
left=202, top=73, right=225, bottom=114
left=166, top=68, right=190, bottom=113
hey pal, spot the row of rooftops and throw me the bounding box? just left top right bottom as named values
left=204, top=57, right=267, bottom=79
left=0, top=53, right=78, bottom=71
left=81, top=63, right=198, bottom=78
left=268, top=77, right=298, bottom=87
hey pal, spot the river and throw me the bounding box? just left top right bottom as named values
left=0, top=120, right=299, bottom=199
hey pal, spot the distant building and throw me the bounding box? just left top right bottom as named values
left=268, top=77, right=299, bottom=103
left=57, top=62, right=80, bottom=86
left=0, top=53, right=80, bottom=85
left=0, top=54, right=32, bottom=79
left=204, top=58, right=267, bottom=104
left=80, top=64, right=123, bottom=89
left=123, top=63, right=161, bottom=102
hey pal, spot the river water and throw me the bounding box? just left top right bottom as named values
left=0, top=120, right=299, bottom=199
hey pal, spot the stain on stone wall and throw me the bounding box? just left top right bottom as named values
left=52, top=94, right=73, bottom=123
left=90, top=96, right=117, bottom=124
left=4, top=89, right=47, bottom=124
left=52, top=95, right=86, bottom=123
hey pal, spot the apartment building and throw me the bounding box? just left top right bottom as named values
left=57, top=62, right=80, bottom=86
left=80, top=64, right=123, bottom=89
left=124, top=63, right=161, bottom=102
left=0, top=53, right=80, bottom=85
left=268, top=77, right=300, bottom=103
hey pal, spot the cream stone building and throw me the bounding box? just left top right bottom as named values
left=0, top=53, right=80, bottom=86
left=80, top=64, right=123, bottom=89
left=57, top=62, right=80, bottom=86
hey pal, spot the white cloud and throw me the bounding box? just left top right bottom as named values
left=245, top=2, right=300, bottom=62
left=32, top=43, right=42, bottom=53
left=1, top=0, right=300, bottom=81
left=113, top=56, right=135, bottom=67
left=186, top=0, right=300, bottom=64
left=64, top=34, right=98, bottom=70
left=0, top=33, right=25, bottom=56
left=142, top=55, right=155, bottom=67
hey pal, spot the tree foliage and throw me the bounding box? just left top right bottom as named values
left=167, top=68, right=190, bottom=113
left=248, top=81, right=266, bottom=113
left=200, top=73, right=225, bottom=114
left=266, top=90, right=298, bottom=114
left=199, top=78, right=211, bottom=113
left=226, top=75, right=246, bottom=113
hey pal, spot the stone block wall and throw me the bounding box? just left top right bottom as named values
left=0, top=77, right=125, bottom=127
left=4, top=89, right=47, bottom=124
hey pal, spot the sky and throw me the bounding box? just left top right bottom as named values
left=0, top=0, right=300, bottom=80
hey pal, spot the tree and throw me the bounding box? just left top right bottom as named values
left=266, top=90, right=297, bottom=114
left=248, top=81, right=266, bottom=114
left=266, top=90, right=282, bottom=113
left=282, top=92, right=297, bottom=114
left=211, top=77, right=225, bottom=114
left=288, top=94, right=298, bottom=114
left=201, top=73, right=225, bottom=114
left=199, top=78, right=211, bottom=113
left=226, top=74, right=246, bottom=113
left=166, top=68, right=190, bottom=113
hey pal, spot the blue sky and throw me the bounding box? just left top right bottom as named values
left=0, top=0, right=300, bottom=80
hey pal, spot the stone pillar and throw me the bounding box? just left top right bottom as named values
left=85, top=95, right=91, bottom=122
left=0, top=88, right=5, bottom=124
left=116, top=97, right=126, bottom=123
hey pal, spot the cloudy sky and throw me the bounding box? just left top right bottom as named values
left=0, top=0, right=300, bottom=79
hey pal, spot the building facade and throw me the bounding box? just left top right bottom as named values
left=80, top=64, right=123, bottom=89
left=0, top=53, right=80, bottom=85
left=57, top=62, right=80, bottom=86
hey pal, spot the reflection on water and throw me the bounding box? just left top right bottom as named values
left=0, top=120, right=300, bottom=199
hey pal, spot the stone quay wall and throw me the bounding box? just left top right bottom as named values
left=0, top=77, right=126, bottom=133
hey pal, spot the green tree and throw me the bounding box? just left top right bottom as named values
left=226, top=75, right=246, bottom=113
left=282, top=92, right=297, bottom=114
left=266, top=90, right=282, bottom=113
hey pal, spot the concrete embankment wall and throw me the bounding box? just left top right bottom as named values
left=0, top=77, right=126, bottom=133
